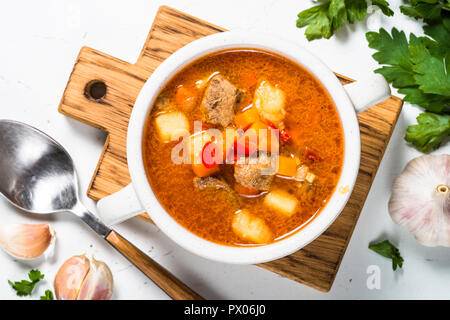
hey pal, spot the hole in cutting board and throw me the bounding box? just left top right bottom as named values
left=85, top=80, right=107, bottom=100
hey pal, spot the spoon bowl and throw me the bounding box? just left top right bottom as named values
left=0, top=120, right=202, bottom=300
left=0, top=120, right=78, bottom=213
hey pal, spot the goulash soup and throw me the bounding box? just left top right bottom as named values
left=143, top=49, right=344, bottom=246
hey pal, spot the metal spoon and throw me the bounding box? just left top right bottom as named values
left=0, top=120, right=202, bottom=300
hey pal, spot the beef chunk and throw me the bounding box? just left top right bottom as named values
left=234, top=153, right=276, bottom=191
left=200, top=75, right=239, bottom=127
left=193, top=176, right=231, bottom=191
left=193, top=176, right=240, bottom=208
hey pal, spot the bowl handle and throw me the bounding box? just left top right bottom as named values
left=344, top=74, right=391, bottom=114
left=97, top=184, right=145, bottom=226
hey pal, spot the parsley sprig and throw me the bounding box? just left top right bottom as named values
left=296, top=0, right=450, bottom=151
left=40, top=289, right=54, bottom=300
left=369, top=240, right=404, bottom=271
left=296, top=0, right=394, bottom=40
left=367, top=1, right=450, bottom=151
left=8, top=269, right=44, bottom=297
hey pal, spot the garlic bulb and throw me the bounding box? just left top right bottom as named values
left=0, top=223, right=55, bottom=259
left=54, top=255, right=114, bottom=300
left=389, top=154, right=450, bottom=247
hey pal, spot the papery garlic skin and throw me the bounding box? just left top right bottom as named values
left=0, top=224, right=55, bottom=259
left=77, top=258, right=114, bottom=300
left=389, top=155, right=450, bottom=247
left=54, top=255, right=114, bottom=300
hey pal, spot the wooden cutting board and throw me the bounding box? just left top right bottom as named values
left=59, top=5, right=403, bottom=292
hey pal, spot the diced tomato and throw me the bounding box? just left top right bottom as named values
left=266, top=121, right=277, bottom=130
left=305, top=147, right=323, bottom=162
left=234, top=135, right=257, bottom=156
left=234, top=183, right=261, bottom=196
left=279, top=129, right=292, bottom=144
left=267, top=121, right=291, bottom=144
left=175, top=86, right=197, bottom=111
left=226, top=148, right=239, bottom=164
left=201, top=142, right=217, bottom=168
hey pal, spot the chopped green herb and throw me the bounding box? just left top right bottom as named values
left=296, top=0, right=394, bottom=41
left=8, top=269, right=45, bottom=297
left=369, top=240, right=404, bottom=271
left=406, top=113, right=450, bottom=152
left=40, top=290, right=54, bottom=300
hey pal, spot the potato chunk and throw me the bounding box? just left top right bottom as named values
left=305, top=172, right=316, bottom=183
left=155, top=111, right=189, bottom=142
left=232, top=210, right=272, bottom=244
left=253, top=81, right=286, bottom=125
left=264, top=189, right=298, bottom=217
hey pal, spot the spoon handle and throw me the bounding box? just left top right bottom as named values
left=106, top=230, right=204, bottom=300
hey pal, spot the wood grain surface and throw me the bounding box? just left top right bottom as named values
left=59, top=5, right=403, bottom=292
left=106, top=230, right=203, bottom=300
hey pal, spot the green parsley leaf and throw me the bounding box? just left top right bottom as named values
left=409, top=36, right=450, bottom=97
left=345, top=0, right=367, bottom=23
left=372, top=0, right=396, bottom=16
left=405, top=112, right=450, bottom=152
left=8, top=269, right=44, bottom=297
left=40, top=290, right=54, bottom=300
left=366, top=24, right=450, bottom=151
left=366, top=28, right=416, bottom=87
left=369, top=240, right=404, bottom=271
left=423, top=17, right=450, bottom=50
left=297, top=3, right=332, bottom=41
left=398, top=87, right=450, bottom=113
left=296, top=0, right=394, bottom=41
left=28, top=270, right=45, bottom=282
left=400, top=0, right=449, bottom=21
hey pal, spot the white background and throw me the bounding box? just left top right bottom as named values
left=0, top=0, right=449, bottom=300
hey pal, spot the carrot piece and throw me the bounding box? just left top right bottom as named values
left=234, top=183, right=261, bottom=196
left=234, top=107, right=259, bottom=130
left=189, top=132, right=221, bottom=177
left=175, top=86, right=197, bottom=111
left=192, top=162, right=219, bottom=177
left=276, top=156, right=298, bottom=177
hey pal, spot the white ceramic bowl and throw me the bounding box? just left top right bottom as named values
left=97, top=31, right=391, bottom=264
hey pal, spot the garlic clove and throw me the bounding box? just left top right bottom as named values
left=77, top=258, right=114, bottom=300
left=54, top=255, right=91, bottom=300
left=389, top=154, right=450, bottom=247
left=54, top=255, right=114, bottom=300
left=0, top=223, right=56, bottom=259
